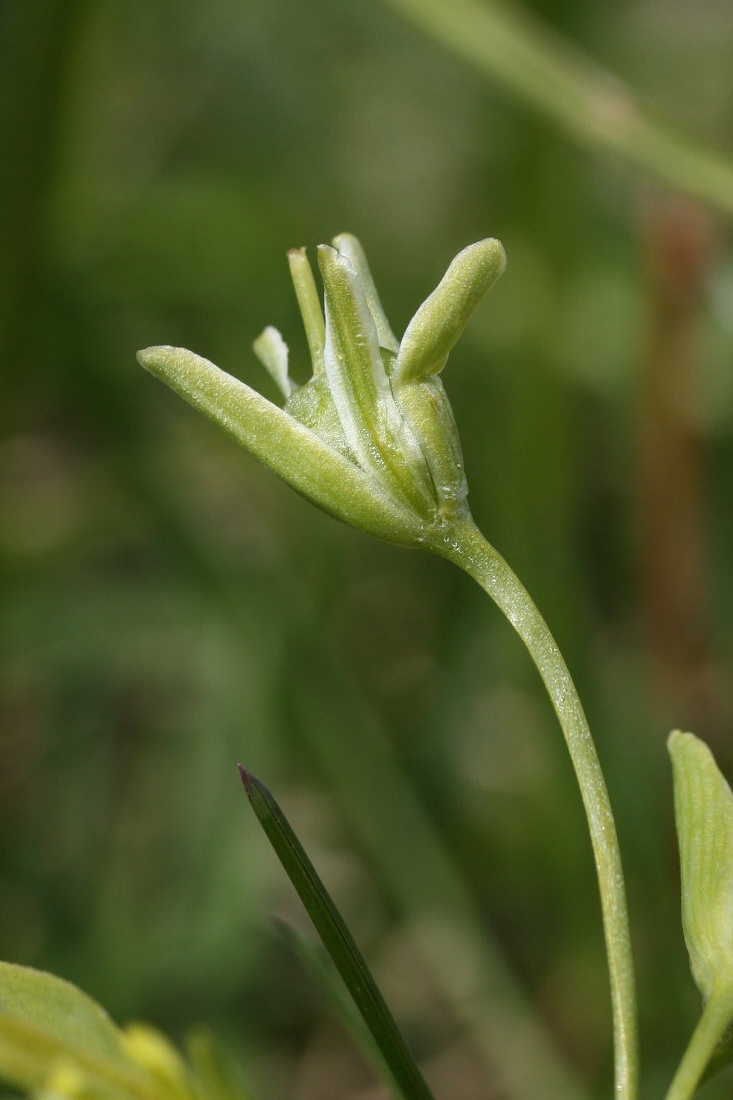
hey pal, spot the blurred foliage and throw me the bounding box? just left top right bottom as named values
left=1, top=1, right=733, bottom=1099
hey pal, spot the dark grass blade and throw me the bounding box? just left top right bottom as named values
left=274, top=919, right=384, bottom=1072
left=238, top=766, right=436, bottom=1100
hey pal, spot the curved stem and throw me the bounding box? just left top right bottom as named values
left=664, top=990, right=733, bottom=1100
left=374, top=0, right=733, bottom=219
left=428, top=514, right=638, bottom=1100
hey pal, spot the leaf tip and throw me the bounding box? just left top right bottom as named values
left=237, top=764, right=253, bottom=796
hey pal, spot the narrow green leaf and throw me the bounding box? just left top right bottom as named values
left=238, top=767, right=436, bottom=1100
left=274, top=920, right=383, bottom=1074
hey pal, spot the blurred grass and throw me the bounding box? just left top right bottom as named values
left=1, top=1, right=733, bottom=1098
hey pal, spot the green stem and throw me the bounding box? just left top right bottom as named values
left=429, top=514, right=638, bottom=1100
left=374, top=0, right=733, bottom=218
left=664, top=990, right=733, bottom=1100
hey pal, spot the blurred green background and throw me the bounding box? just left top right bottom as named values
left=2, top=1, right=733, bottom=1098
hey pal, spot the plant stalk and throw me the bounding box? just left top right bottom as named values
left=430, top=514, right=638, bottom=1100
left=664, top=990, right=733, bottom=1100
left=374, top=0, right=733, bottom=218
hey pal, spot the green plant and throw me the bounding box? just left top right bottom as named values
left=1, top=235, right=730, bottom=1100
left=133, top=234, right=733, bottom=1100
left=137, top=233, right=637, bottom=1098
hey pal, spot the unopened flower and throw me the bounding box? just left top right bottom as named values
left=138, top=233, right=505, bottom=547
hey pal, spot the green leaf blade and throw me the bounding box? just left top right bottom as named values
left=273, top=921, right=383, bottom=1075
left=238, top=767, right=436, bottom=1100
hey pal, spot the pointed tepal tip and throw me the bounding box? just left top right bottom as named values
left=237, top=764, right=253, bottom=795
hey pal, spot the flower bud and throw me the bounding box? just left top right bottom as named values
left=138, top=233, right=505, bottom=545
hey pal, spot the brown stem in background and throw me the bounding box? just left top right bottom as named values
left=636, top=197, right=723, bottom=741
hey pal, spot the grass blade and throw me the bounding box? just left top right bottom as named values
left=274, top=920, right=384, bottom=1072
left=238, top=767, right=436, bottom=1100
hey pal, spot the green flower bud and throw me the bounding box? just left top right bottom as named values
left=669, top=730, right=733, bottom=1001
left=391, top=238, right=505, bottom=516
left=316, top=242, right=436, bottom=518
left=394, top=238, right=506, bottom=384
left=138, top=233, right=505, bottom=545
